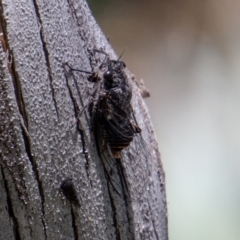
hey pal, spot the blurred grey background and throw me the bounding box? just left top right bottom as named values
left=87, top=1, right=240, bottom=239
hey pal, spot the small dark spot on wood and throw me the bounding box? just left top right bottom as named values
left=60, top=178, right=80, bottom=207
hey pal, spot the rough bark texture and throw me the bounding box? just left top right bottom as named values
left=0, top=0, right=168, bottom=239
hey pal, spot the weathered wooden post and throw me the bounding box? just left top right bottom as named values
left=0, top=0, right=168, bottom=239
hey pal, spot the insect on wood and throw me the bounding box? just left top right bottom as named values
left=63, top=49, right=151, bottom=203
left=65, top=49, right=141, bottom=159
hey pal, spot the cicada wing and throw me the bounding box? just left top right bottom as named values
left=97, top=101, right=152, bottom=203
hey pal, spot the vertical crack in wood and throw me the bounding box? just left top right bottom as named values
left=115, top=160, right=134, bottom=236
left=66, top=0, right=87, bottom=44
left=19, top=125, right=47, bottom=239
left=71, top=207, right=79, bottom=240
left=31, top=0, right=59, bottom=120
left=0, top=2, right=30, bottom=128
left=1, top=165, right=21, bottom=240
left=5, top=58, right=29, bottom=129
left=0, top=57, right=29, bottom=204
left=107, top=182, right=121, bottom=240
left=64, top=72, right=92, bottom=181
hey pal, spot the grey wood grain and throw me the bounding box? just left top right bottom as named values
left=0, top=0, right=168, bottom=239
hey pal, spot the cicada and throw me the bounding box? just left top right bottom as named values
left=64, top=49, right=151, bottom=203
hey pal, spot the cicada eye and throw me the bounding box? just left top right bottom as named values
left=104, top=70, right=113, bottom=81
left=117, top=61, right=126, bottom=68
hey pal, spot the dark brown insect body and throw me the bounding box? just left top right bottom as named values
left=94, top=59, right=141, bottom=158
left=67, top=50, right=141, bottom=159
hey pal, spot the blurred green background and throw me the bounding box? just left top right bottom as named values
left=87, top=1, right=240, bottom=239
